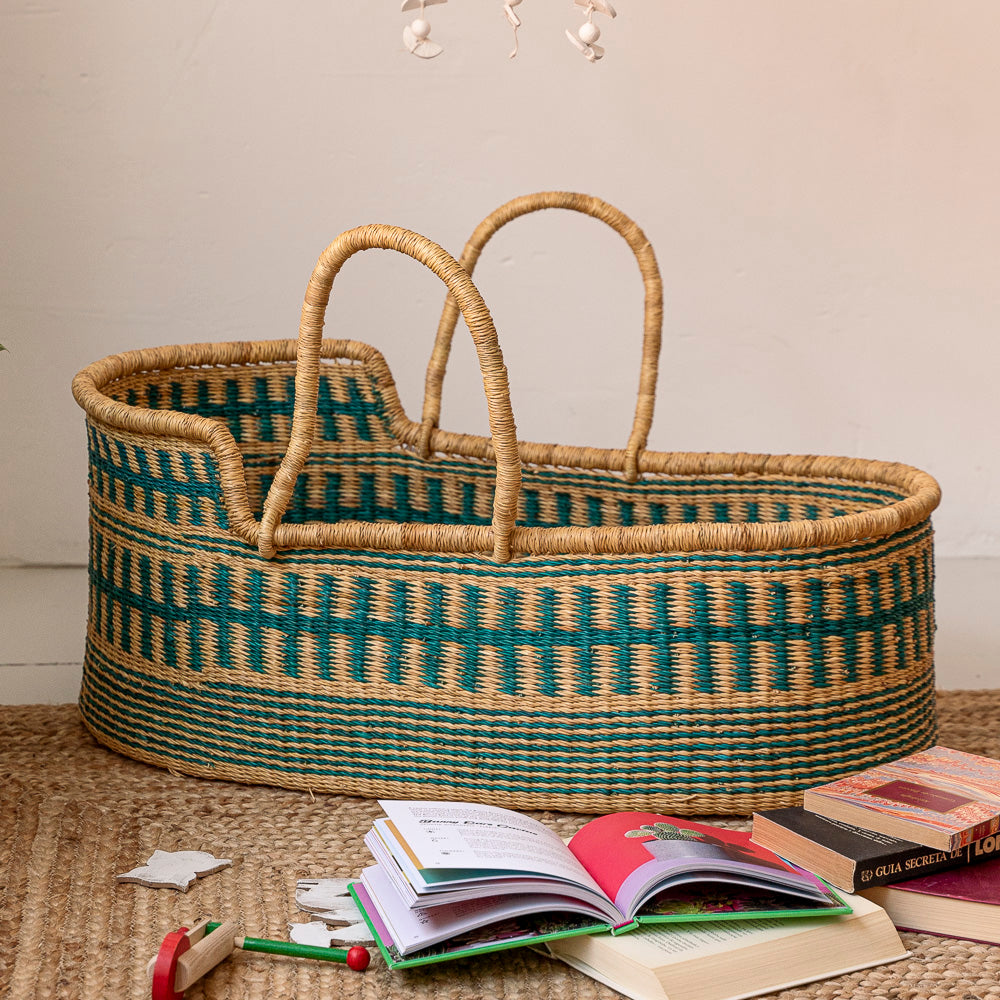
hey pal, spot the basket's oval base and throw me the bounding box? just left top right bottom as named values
left=78, top=644, right=937, bottom=815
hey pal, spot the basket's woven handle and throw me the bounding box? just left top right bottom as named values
left=258, top=224, right=522, bottom=563
left=418, top=191, right=663, bottom=482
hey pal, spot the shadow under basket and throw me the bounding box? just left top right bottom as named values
left=70, top=193, right=941, bottom=814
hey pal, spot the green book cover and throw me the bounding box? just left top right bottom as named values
left=350, top=881, right=608, bottom=969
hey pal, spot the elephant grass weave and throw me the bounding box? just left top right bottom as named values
left=70, top=192, right=941, bottom=815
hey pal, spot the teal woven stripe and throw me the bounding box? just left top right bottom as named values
left=184, top=564, right=204, bottom=672
left=240, top=457, right=908, bottom=529
left=537, top=588, right=557, bottom=696
left=807, top=579, right=827, bottom=687
left=651, top=584, right=674, bottom=693
left=88, top=529, right=933, bottom=696
left=459, top=586, right=482, bottom=692
left=422, top=582, right=445, bottom=688
left=161, top=562, right=177, bottom=670
left=611, top=587, right=635, bottom=694
left=840, top=575, right=860, bottom=682
left=316, top=576, right=337, bottom=682
left=348, top=577, right=372, bottom=683
left=240, top=448, right=909, bottom=504
left=280, top=573, right=300, bottom=678
left=88, top=426, right=228, bottom=528
left=498, top=587, right=522, bottom=695
left=88, top=502, right=934, bottom=578
left=80, top=685, right=935, bottom=795
left=119, top=549, right=133, bottom=654
left=80, top=651, right=936, bottom=794
left=83, top=640, right=935, bottom=738
left=729, top=583, right=753, bottom=692
left=139, top=554, right=154, bottom=660
left=384, top=580, right=408, bottom=685
left=214, top=565, right=235, bottom=671
left=134, top=374, right=390, bottom=445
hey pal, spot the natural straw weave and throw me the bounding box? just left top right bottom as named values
left=71, top=192, right=941, bottom=814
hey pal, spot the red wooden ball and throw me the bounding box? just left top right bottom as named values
left=346, top=946, right=371, bottom=971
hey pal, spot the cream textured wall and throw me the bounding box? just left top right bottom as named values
left=1, top=2, right=998, bottom=565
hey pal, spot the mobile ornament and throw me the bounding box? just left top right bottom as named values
left=399, top=0, right=619, bottom=62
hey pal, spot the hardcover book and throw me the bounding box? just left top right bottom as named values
left=751, top=806, right=1000, bottom=892
left=350, top=800, right=849, bottom=969
left=541, top=891, right=907, bottom=1000
left=802, top=746, right=1000, bottom=852
left=860, top=854, right=1000, bottom=945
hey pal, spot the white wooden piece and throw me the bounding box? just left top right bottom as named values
left=401, top=0, right=446, bottom=58
left=116, top=849, right=233, bottom=891
left=573, top=0, right=616, bottom=17
left=504, top=0, right=523, bottom=58
left=290, top=919, right=374, bottom=947
left=296, top=877, right=353, bottom=916
left=566, top=29, right=605, bottom=62
left=403, top=25, right=444, bottom=58
left=295, top=878, right=375, bottom=944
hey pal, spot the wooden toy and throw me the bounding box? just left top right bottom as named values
left=295, top=878, right=375, bottom=943
left=290, top=919, right=374, bottom=948
left=566, top=0, right=616, bottom=62
left=402, top=0, right=447, bottom=58
left=116, top=850, right=232, bottom=891
left=149, top=917, right=370, bottom=999
left=504, top=0, right=523, bottom=58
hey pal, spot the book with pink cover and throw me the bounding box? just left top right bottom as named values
left=860, top=855, right=1000, bottom=944
left=351, top=800, right=849, bottom=968
left=802, top=746, right=1000, bottom=852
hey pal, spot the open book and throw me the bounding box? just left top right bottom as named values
left=542, top=891, right=907, bottom=1000
left=349, top=800, right=850, bottom=968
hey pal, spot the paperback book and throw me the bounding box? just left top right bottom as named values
left=860, top=854, right=1000, bottom=945
left=541, top=891, right=907, bottom=1000
left=350, top=800, right=849, bottom=969
left=802, top=746, right=1000, bottom=852
left=751, top=806, right=1000, bottom=892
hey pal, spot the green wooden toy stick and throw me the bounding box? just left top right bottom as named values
left=204, top=921, right=370, bottom=970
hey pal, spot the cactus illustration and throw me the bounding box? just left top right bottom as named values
left=624, top=822, right=706, bottom=843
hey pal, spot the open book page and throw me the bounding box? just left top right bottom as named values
left=366, top=825, right=620, bottom=918
left=569, top=813, right=844, bottom=921
left=377, top=800, right=607, bottom=895
left=358, top=863, right=611, bottom=954
left=352, top=878, right=606, bottom=968
left=546, top=893, right=907, bottom=1000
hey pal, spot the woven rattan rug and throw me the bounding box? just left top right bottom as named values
left=3, top=693, right=1000, bottom=1000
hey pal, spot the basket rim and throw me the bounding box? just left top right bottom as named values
left=72, top=339, right=941, bottom=558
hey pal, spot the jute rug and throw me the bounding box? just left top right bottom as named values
left=2, top=693, right=1000, bottom=999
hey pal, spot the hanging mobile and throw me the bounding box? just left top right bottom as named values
left=504, top=0, right=523, bottom=59
left=566, top=0, right=616, bottom=62
left=402, top=0, right=447, bottom=59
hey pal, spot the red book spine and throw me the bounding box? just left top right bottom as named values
left=962, top=817, right=1000, bottom=849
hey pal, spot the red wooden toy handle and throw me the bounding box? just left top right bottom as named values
left=151, top=927, right=191, bottom=1000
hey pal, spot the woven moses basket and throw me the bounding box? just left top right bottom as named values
left=72, top=192, right=941, bottom=815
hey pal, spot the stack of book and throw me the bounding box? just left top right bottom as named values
left=348, top=800, right=908, bottom=1000
left=345, top=746, right=1000, bottom=998
left=751, top=745, right=1000, bottom=946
